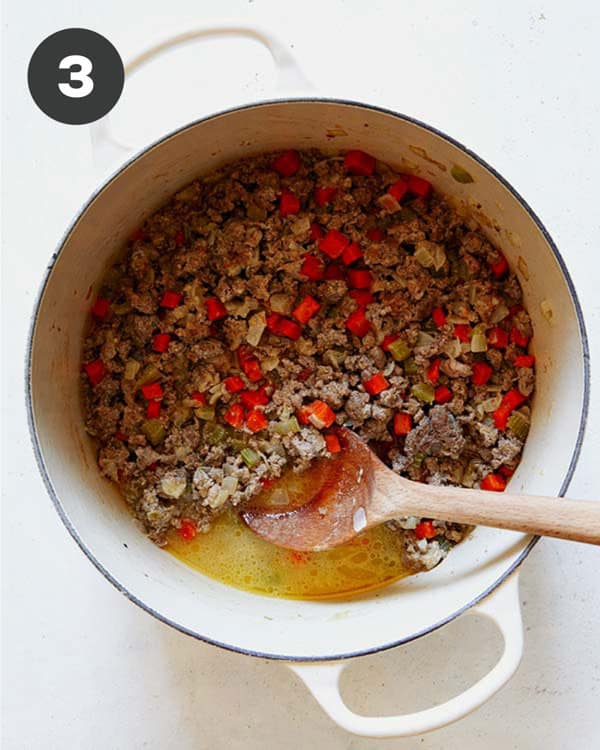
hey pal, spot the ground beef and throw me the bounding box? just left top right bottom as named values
left=82, top=148, right=535, bottom=570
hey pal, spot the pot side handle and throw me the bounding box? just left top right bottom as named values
left=289, top=572, right=523, bottom=738
left=90, top=24, right=313, bottom=167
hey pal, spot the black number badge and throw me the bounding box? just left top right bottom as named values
left=28, top=28, right=124, bottom=125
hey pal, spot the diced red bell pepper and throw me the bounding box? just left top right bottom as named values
left=130, top=228, right=147, bottom=242
left=319, top=229, right=350, bottom=259
left=240, top=387, right=270, bottom=408
left=300, top=254, right=325, bottom=281
left=267, top=313, right=302, bottom=340
left=350, top=289, right=375, bottom=306
left=114, top=431, right=128, bottom=441
left=324, top=433, right=341, bottom=453
left=314, top=186, right=337, bottom=206
left=141, top=382, right=163, bottom=400
left=493, top=405, right=511, bottom=430
left=493, top=388, right=527, bottom=429
left=513, top=354, right=535, bottom=368
left=432, top=306, right=447, bottom=328
left=510, top=327, right=529, bottom=348
left=393, top=412, right=413, bottom=435
left=279, top=318, right=303, bottom=340
left=346, top=308, right=372, bottom=337
left=502, top=388, right=528, bottom=411
left=388, top=180, right=409, bottom=202
left=152, top=333, right=171, bottom=353
left=308, top=400, right=336, bottom=429
left=488, top=327, right=509, bottom=349
left=426, top=358, right=441, bottom=385
left=434, top=385, right=452, bottom=404
left=509, top=304, right=524, bottom=317
left=297, top=367, right=313, bottom=382
left=91, top=297, right=110, bottom=320
left=407, top=175, right=433, bottom=199
left=240, top=356, right=263, bottom=383
left=471, top=361, right=493, bottom=385
left=297, top=405, right=312, bottom=425
left=236, top=345, right=253, bottom=363
left=342, top=242, right=363, bottom=265
left=191, top=391, right=207, bottom=405
left=246, top=409, right=268, bottom=433
left=292, top=295, right=321, bottom=324
left=454, top=324, right=472, bottom=342
left=344, top=149, right=376, bottom=176
left=363, top=372, right=389, bottom=396
left=323, top=264, right=346, bottom=281
left=415, top=520, right=437, bottom=539
left=178, top=518, right=197, bottom=541
left=83, top=359, right=105, bottom=386
left=498, top=465, right=515, bottom=478
left=266, top=312, right=283, bottom=334
left=146, top=400, right=161, bottom=418
left=310, top=222, right=324, bottom=240
left=366, top=228, right=384, bottom=241
left=489, top=253, right=508, bottom=279
left=205, top=296, right=228, bottom=321
left=129, top=229, right=148, bottom=242
left=174, top=230, right=185, bottom=247
left=279, top=188, right=300, bottom=217
left=348, top=269, right=373, bottom=289
left=160, top=290, right=182, bottom=309
left=480, top=473, right=507, bottom=492
left=224, top=376, right=245, bottom=393
left=272, top=149, right=301, bottom=177
left=224, top=403, right=245, bottom=429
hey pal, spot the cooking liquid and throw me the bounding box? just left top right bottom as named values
left=167, top=457, right=411, bottom=600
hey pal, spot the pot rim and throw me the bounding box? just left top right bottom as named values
left=25, top=97, right=591, bottom=662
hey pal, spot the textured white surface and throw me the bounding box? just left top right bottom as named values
left=2, top=0, right=599, bottom=747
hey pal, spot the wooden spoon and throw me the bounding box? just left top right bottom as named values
left=241, top=428, right=600, bottom=551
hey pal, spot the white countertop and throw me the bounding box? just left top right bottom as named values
left=2, top=1, right=599, bottom=747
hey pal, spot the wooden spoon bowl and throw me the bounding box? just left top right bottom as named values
left=242, top=428, right=600, bottom=551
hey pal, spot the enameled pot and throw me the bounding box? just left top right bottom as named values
left=26, top=25, right=590, bottom=738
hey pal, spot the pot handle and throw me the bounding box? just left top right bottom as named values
left=90, top=24, right=313, bottom=167
left=289, top=572, right=523, bottom=738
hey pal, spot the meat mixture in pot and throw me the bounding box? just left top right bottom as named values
left=82, top=148, right=535, bottom=573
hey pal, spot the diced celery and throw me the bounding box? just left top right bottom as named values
left=142, top=419, right=166, bottom=446
left=124, top=359, right=141, bottom=380
left=137, top=364, right=162, bottom=387
left=403, top=358, right=418, bottom=375
left=273, top=416, right=300, bottom=435
left=398, top=206, right=417, bottom=222
left=241, top=448, right=261, bottom=468
left=246, top=204, right=267, bottom=221
left=450, top=165, right=474, bottom=184
left=456, top=259, right=471, bottom=280
left=204, top=422, right=226, bottom=445
left=173, top=405, right=192, bottom=426
left=388, top=338, right=411, bottom=362
left=411, top=383, right=435, bottom=403
left=507, top=412, right=530, bottom=440
left=195, top=405, right=216, bottom=421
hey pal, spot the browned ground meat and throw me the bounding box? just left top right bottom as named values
left=82, top=149, right=535, bottom=571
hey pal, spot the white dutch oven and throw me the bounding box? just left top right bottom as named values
left=27, top=26, right=590, bottom=738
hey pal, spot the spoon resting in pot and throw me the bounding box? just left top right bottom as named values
left=241, top=428, right=600, bottom=551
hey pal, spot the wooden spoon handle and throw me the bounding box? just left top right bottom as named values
left=373, top=480, right=600, bottom=545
